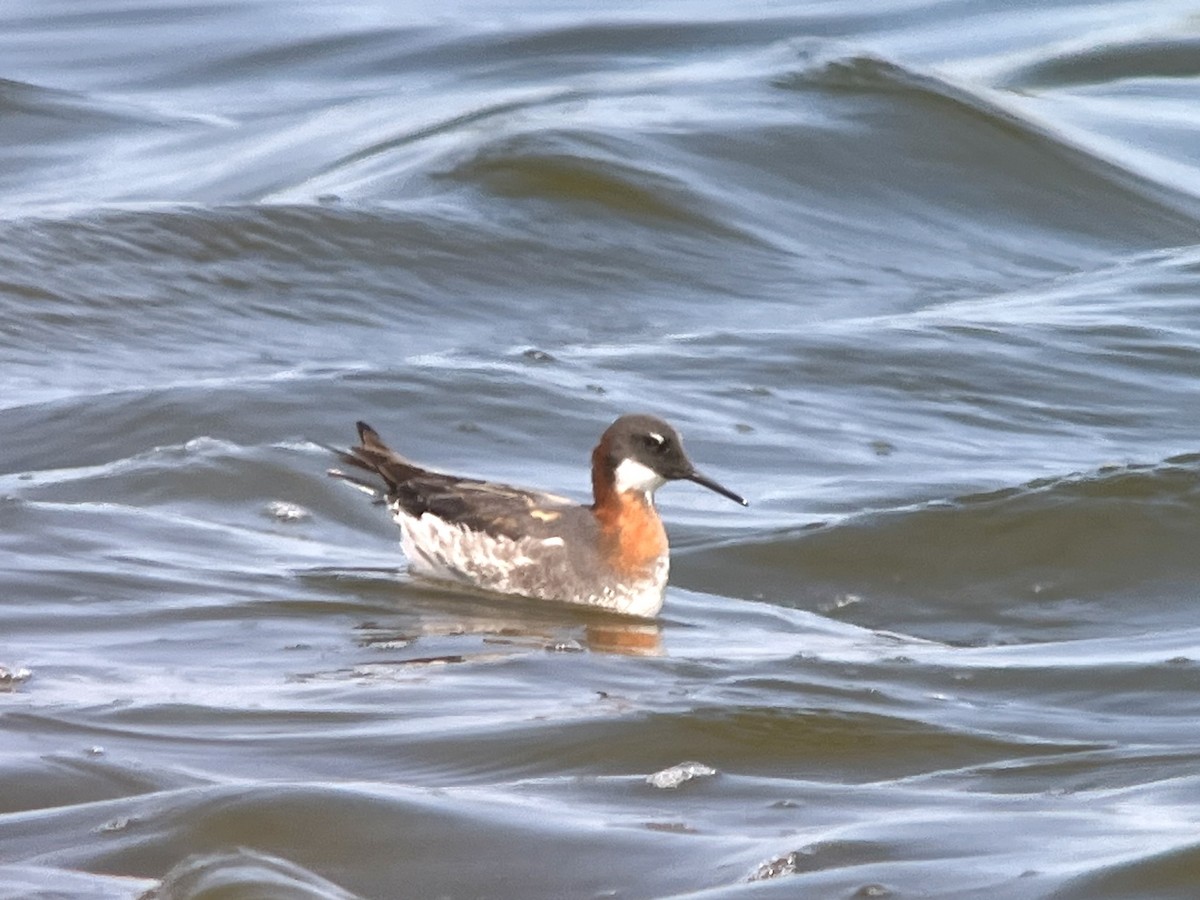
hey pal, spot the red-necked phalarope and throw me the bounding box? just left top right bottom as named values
left=328, top=414, right=746, bottom=618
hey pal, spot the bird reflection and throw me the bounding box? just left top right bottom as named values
left=294, top=568, right=663, bottom=683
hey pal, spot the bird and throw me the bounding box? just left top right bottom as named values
left=327, top=413, right=746, bottom=618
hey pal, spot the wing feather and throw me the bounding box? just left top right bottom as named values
left=329, top=421, right=585, bottom=541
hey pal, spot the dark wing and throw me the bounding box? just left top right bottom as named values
left=328, top=421, right=583, bottom=541
left=394, top=474, right=585, bottom=542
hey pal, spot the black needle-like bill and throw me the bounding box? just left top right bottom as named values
left=687, top=470, right=748, bottom=506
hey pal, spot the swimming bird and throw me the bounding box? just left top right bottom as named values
left=328, top=414, right=746, bottom=618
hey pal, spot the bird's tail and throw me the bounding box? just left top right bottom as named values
left=325, top=421, right=424, bottom=498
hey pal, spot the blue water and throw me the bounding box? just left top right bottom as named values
left=4, top=1, right=1200, bottom=897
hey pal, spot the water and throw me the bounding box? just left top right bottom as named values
left=3, top=1, right=1200, bottom=897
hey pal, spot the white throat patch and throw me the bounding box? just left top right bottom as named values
left=613, top=457, right=666, bottom=497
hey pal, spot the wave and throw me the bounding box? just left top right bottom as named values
left=154, top=847, right=361, bottom=899
left=681, top=453, right=1200, bottom=645
left=0, top=77, right=220, bottom=129
left=772, top=46, right=1200, bottom=227
left=1000, top=35, right=1200, bottom=90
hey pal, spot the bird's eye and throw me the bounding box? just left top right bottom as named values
left=643, top=432, right=668, bottom=453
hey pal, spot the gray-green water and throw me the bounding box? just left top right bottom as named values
left=4, top=2, right=1200, bottom=897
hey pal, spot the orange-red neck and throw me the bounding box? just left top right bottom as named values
left=592, top=445, right=667, bottom=577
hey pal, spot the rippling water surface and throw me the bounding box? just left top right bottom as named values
left=4, top=1, right=1200, bottom=897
